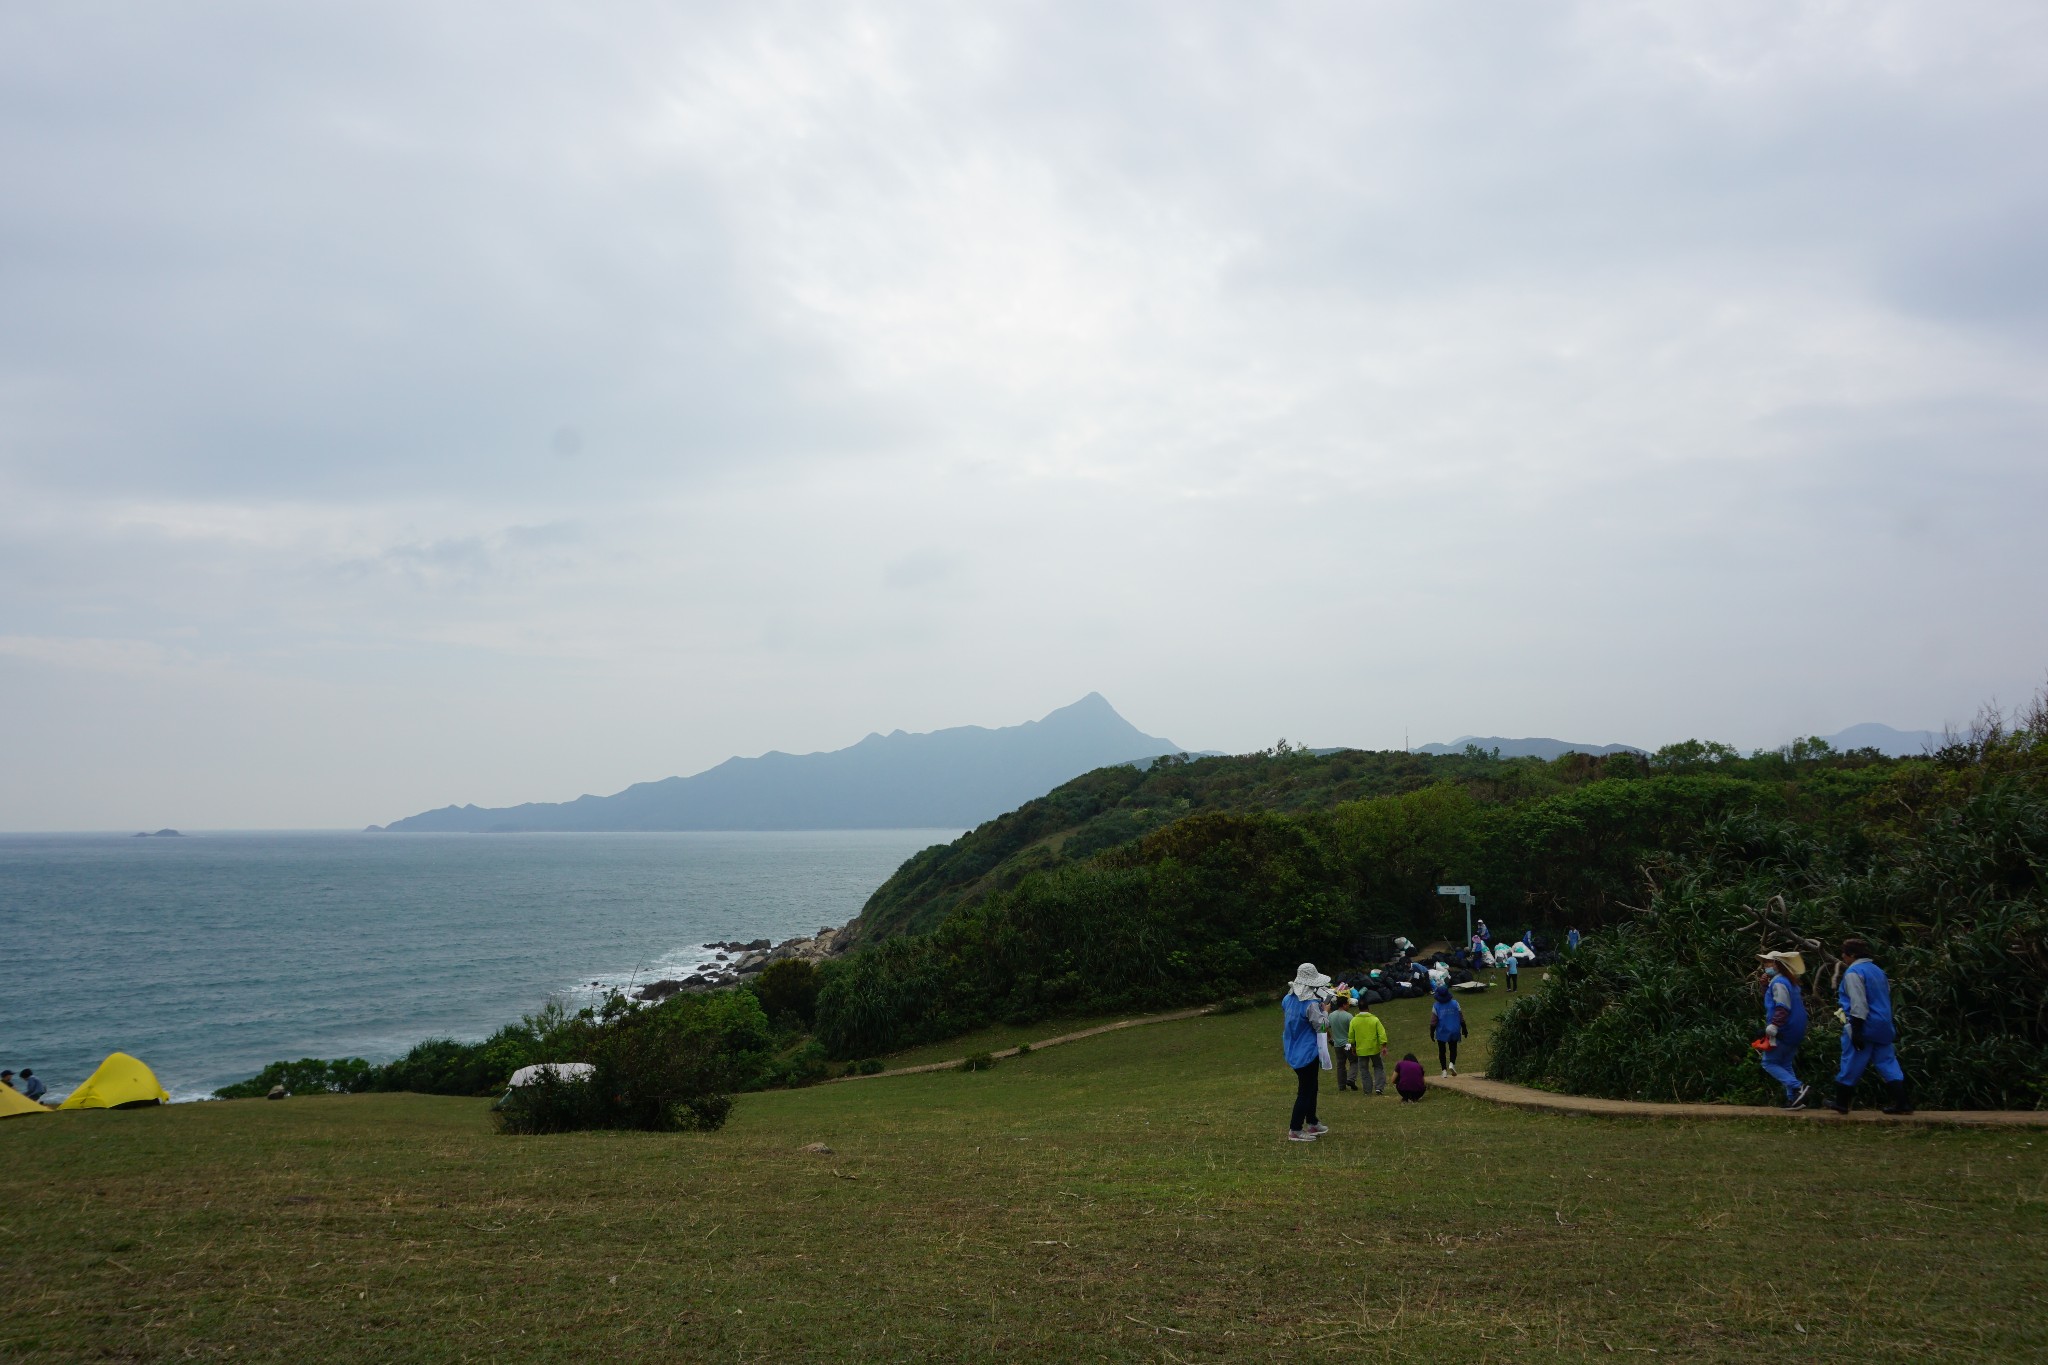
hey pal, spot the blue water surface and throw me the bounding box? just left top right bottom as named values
left=0, top=829, right=953, bottom=1101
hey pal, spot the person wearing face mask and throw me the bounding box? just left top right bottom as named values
left=1755, top=951, right=1811, bottom=1110
left=1282, top=963, right=1332, bottom=1142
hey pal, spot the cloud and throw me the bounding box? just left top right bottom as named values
left=2, top=1, right=2044, bottom=827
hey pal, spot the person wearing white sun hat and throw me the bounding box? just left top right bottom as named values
left=1756, top=950, right=1811, bottom=1110
left=1282, top=962, right=1332, bottom=1141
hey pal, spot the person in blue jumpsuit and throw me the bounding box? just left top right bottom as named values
left=1824, top=937, right=1914, bottom=1115
left=1430, top=987, right=1466, bottom=1076
left=1282, top=962, right=1332, bottom=1142
left=1755, top=951, right=1810, bottom=1110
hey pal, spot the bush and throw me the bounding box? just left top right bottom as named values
left=752, top=958, right=821, bottom=1026
left=497, top=990, right=767, bottom=1134
left=216, top=1000, right=596, bottom=1101
left=1491, top=704, right=2048, bottom=1111
left=817, top=812, right=1357, bottom=1058
left=769, top=1041, right=830, bottom=1089
left=493, top=1070, right=607, bottom=1135
left=959, top=1052, right=995, bottom=1073
left=213, top=1056, right=374, bottom=1100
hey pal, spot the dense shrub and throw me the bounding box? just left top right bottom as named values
left=855, top=741, right=1880, bottom=943
left=498, top=990, right=769, bottom=1134
left=219, top=991, right=771, bottom=1130
left=492, top=1068, right=608, bottom=1134
left=759, top=1040, right=830, bottom=1089
left=213, top=1056, right=375, bottom=1099
left=816, top=776, right=1839, bottom=1059
left=751, top=959, right=821, bottom=1026
left=817, top=811, right=1357, bottom=1058
left=1490, top=704, right=2048, bottom=1111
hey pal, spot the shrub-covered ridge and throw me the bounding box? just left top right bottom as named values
left=1489, top=702, right=2048, bottom=1110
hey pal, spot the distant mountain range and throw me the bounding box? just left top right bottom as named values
left=1415, top=723, right=1941, bottom=761
left=1414, top=736, right=1646, bottom=759
left=373, top=693, right=1183, bottom=833
left=1809, top=723, right=1942, bottom=757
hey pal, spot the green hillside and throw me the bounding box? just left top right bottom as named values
left=820, top=740, right=1928, bottom=1059
left=854, top=744, right=1622, bottom=941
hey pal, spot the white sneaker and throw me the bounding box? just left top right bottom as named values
left=1302, top=1122, right=1329, bottom=1136
left=1448, top=1064, right=1458, bottom=1076
left=1287, top=1130, right=1317, bottom=1142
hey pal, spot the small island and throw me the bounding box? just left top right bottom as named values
left=132, top=828, right=184, bottom=838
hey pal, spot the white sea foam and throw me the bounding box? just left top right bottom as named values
left=571, top=943, right=733, bottom=1003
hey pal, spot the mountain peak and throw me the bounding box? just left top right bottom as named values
left=378, top=698, right=1184, bottom=832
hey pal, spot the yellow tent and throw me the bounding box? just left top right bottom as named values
left=57, top=1052, right=169, bottom=1110
left=0, top=1085, right=52, bottom=1119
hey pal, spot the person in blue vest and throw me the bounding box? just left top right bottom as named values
left=1430, top=986, right=1467, bottom=1076
left=1566, top=926, right=1581, bottom=952
left=1755, top=951, right=1811, bottom=1110
left=1282, top=963, right=1333, bottom=1142
left=1824, top=937, right=1914, bottom=1115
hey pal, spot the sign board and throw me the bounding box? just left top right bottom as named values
left=1435, top=885, right=1469, bottom=896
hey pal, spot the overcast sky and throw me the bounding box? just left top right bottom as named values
left=4, top=2, right=2044, bottom=830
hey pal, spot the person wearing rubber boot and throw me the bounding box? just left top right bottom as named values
left=1824, top=938, right=1914, bottom=1115
left=1756, top=950, right=1811, bottom=1110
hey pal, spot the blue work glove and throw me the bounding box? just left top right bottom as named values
left=1850, top=1017, right=1867, bottom=1049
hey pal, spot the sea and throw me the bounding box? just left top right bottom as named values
left=0, top=828, right=954, bottom=1102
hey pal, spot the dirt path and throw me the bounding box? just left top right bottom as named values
left=829, top=1007, right=1215, bottom=1082
left=1436, top=1073, right=2048, bottom=1128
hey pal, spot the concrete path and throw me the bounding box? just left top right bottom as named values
left=829, top=1006, right=1215, bottom=1082
left=1436, top=1073, right=2048, bottom=1128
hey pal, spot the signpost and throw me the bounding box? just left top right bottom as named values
left=1436, top=884, right=1475, bottom=947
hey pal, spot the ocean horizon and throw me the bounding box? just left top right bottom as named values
left=0, top=827, right=955, bottom=1102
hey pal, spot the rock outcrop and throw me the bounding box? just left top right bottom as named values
left=632, top=922, right=856, bottom=1001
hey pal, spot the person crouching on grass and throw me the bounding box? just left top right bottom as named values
left=1283, top=963, right=1332, bottom=1141
left=1394, top=1054, right=1427, bottom=1102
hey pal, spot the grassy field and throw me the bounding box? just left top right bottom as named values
left=5, top=986, right=2045, bottom=1363
left=867, top=1010, right=1143, bottom=1069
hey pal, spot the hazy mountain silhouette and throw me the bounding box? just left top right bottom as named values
left=1808, top=723, right=1941, bottom=757
left=1413, top=736, right=1646, bottom=759
left=1417, top=724, right=1939, bottom=761
left=373, top=693, right=1183, bottom=832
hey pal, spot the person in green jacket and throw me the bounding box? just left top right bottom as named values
left=1349, top=1003, right=1390, bottom=1095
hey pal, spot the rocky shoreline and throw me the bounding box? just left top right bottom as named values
left=632, top=921, right=854, bottom=1002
